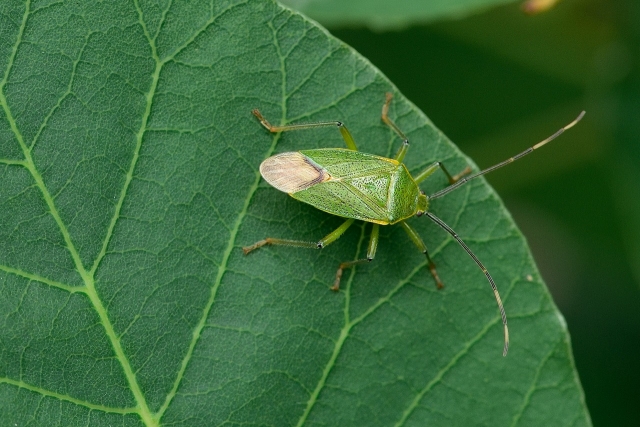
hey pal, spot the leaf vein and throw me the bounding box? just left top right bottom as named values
left=393, top=315, right=503, bottom=427
left=161, top=0, right=250, bottom=64
left=0, top=377, right=138, bottom=415
left=29, top=34, right=90, bottom=151
left=0, top=158, right=26, bottom=166
left=0, top=0, right=29, bottom=98
left=510, top=343, right=558, bottom=426
left=157, top=13, right=294, bottom=421
left=0, top=264, right=83, bottom=293
left=286, top=46, right=340, bottom=100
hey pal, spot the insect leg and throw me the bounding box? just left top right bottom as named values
left=400, top=221, right=444, bottom=289
left=319, top=218, right=356, bottom=247
left=252, top=109, right=358, bottom=150
left=381, top=93, right=410, bottom=163
left=243, top=219, right=355, bottom=255
left=332, top=223, right=379, bottom=291
left=382, top=92, right=471, bottom=181
left=414, top=161, right=472, bottom=185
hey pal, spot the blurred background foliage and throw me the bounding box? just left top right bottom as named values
left=282, top=0, right=640, bottom=425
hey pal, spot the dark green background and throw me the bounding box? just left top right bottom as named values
left=326, top=0, right=640, bottom=425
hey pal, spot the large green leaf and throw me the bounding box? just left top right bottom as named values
left=279, top=0, right=519, bottom=29
left=0, top=0, right=590, bottom=425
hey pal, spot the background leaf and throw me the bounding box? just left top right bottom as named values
left=279, top=0, right=520, bottom=29
left=0, top=0, right=589, bottom=426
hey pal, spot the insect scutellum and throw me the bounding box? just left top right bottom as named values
left=244, top=93, right=585, bottom=357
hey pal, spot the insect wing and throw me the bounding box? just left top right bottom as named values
left=295, top=149, right=402, bottom=223
left=301, top=148, right=397, bottom=178
left=291, top=180, right=389, bottom=224
left=259, top=152, right=330, bottom=193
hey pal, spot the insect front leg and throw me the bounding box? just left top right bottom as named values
left=400, top=221, right=444, bottom=289
left=332, top=223, right=379, bottom=292
left=381, top=93, right=410, bottom=163
left=252, top=109, right=358, bottom=150
left=414, top=161, right=471, bottom=186
left=243, top=218, right=355, bottom=254
left=382, top=93, right=471, bottom=182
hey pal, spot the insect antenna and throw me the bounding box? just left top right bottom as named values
left=429, top=111, right=585, bottom=200
left=425, top=212, right=510, bottom=356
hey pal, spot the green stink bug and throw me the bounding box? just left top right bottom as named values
left=244, top=93, right=584, bottom=356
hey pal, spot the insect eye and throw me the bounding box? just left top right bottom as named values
left=416, top=211, right=423, bottom=217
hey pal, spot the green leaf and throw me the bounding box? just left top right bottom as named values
left=279, top=0, right=520, bottom=29
left=0, top=0, right=590, bottom=426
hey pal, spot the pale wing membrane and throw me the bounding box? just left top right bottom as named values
left=260, top=152, right=330, bottom=193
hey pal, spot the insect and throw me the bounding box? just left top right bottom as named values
left=244, top=93, right=584, bottom=356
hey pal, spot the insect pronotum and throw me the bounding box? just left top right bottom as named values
left=244, top=93, right=585, bottom=356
